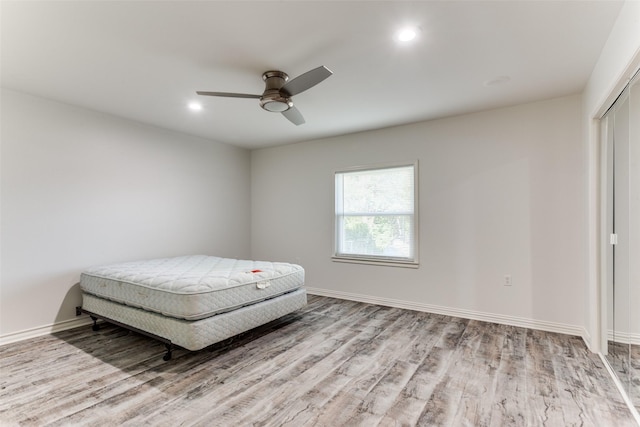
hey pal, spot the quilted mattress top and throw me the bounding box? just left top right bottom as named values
left=80, top=255, right=305, bottom=319
left=82, top=255, right=302, bottom=294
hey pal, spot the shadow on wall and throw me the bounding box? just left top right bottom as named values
left=55, top=281, right=85, bottom=325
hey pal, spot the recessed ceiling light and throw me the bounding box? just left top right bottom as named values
left=396, top=27, right=418, bottom=43
left=188, top=102, right=203, bottom=111
left=483, top=76, right=511, bottom=87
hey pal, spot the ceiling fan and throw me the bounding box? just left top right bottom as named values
left=196, top=65, right=333, bottom=125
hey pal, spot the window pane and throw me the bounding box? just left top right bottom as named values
left=342, top=166, right=414, bottom=214
left=338, top=214, right=413, bottom=258
left=335, top=163, right=417, bottom=263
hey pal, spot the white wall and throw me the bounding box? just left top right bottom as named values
left=582, top=0, right=640, bottom=351
left=252, top=95, right=584, bottom=330
left=0, top=89, right=251, bottom=337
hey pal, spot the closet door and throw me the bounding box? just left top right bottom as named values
left=629, top=73, right=639, bottom=409
left=604, top=70, right=639, bottom=412
left=612, top=87, right=630, bottom=396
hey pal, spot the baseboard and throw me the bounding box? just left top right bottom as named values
left=0, top=290, right=593, bottom=349
left=607, top=329, right=640, bottom=346
left=0, top=316, right=93, bottom=347
left=306, top=287, right=584, bottom=338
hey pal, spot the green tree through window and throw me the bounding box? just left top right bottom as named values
left=335, top=163, right=417, bottom=264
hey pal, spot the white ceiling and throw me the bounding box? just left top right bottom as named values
left=1, top=1, right=623, bottom=149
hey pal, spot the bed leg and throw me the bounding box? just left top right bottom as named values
left=163, top=343, right=173, bottom=361
left=90, top=316, right=100, bottom=331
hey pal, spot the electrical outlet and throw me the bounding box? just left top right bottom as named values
left=504, top=275, right=512, bottom=286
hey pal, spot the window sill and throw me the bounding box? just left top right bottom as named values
left=331, top=256, right=419, bottom=269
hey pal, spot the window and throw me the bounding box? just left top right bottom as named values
left=334, top=162, right=418, bottom=267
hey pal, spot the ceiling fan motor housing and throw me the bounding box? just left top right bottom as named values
left=196, top=65, right=332, bottom=125
left=260, top=71, right=293, bottom=112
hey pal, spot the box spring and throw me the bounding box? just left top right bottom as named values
left=81, top=289, right=307, bottom=351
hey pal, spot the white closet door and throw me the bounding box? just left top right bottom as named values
left=628, top=73, right=640, bottom=409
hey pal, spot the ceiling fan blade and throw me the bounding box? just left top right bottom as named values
left=196, top=91, right=261, bottom=99
left=282, top=105, right=305, bottom=125
left=280, top=66, right=333, bottom=97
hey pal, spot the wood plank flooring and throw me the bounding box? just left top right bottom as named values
left=607, top=341, right=640, bottom=412
left=0, top=295, right=636, bottom=426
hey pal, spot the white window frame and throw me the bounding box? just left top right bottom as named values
left=333, top=161, right=419, bottom=268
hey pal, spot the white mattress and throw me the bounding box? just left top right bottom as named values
left=81, top=289, right=307, bottom=351
left=80, top=255, right=304, bottom=320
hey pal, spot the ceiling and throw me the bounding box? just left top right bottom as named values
left=1, top=1, right=624, bottom=149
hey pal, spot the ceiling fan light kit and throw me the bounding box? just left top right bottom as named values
left=261, top=97, right=293, bottom=112
left=197, top=65, right=333, bottom=125
left=259, top=71, right=294, bottom=112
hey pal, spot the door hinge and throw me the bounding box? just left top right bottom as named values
left=610, top=233, right=618, bottom=245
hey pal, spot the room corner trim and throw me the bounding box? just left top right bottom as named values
left=582, top=328, right=595, bottom=352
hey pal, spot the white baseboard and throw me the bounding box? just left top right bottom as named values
left=306, top=287, right=584, bottom=338
left=607, top=329, right=640, bottom=346
left=0, top=316, right=93, bottom=347
left=0, top=290, right=600, bottom=350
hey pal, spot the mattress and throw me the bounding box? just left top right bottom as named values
left=81, top=289, right=307, bottom=351
left=80, top=255, right=304, bottom=320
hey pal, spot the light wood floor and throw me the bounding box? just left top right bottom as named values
left=0, top=295, right=636, bottom=426
left=607, top=340, right=640, bottom=412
